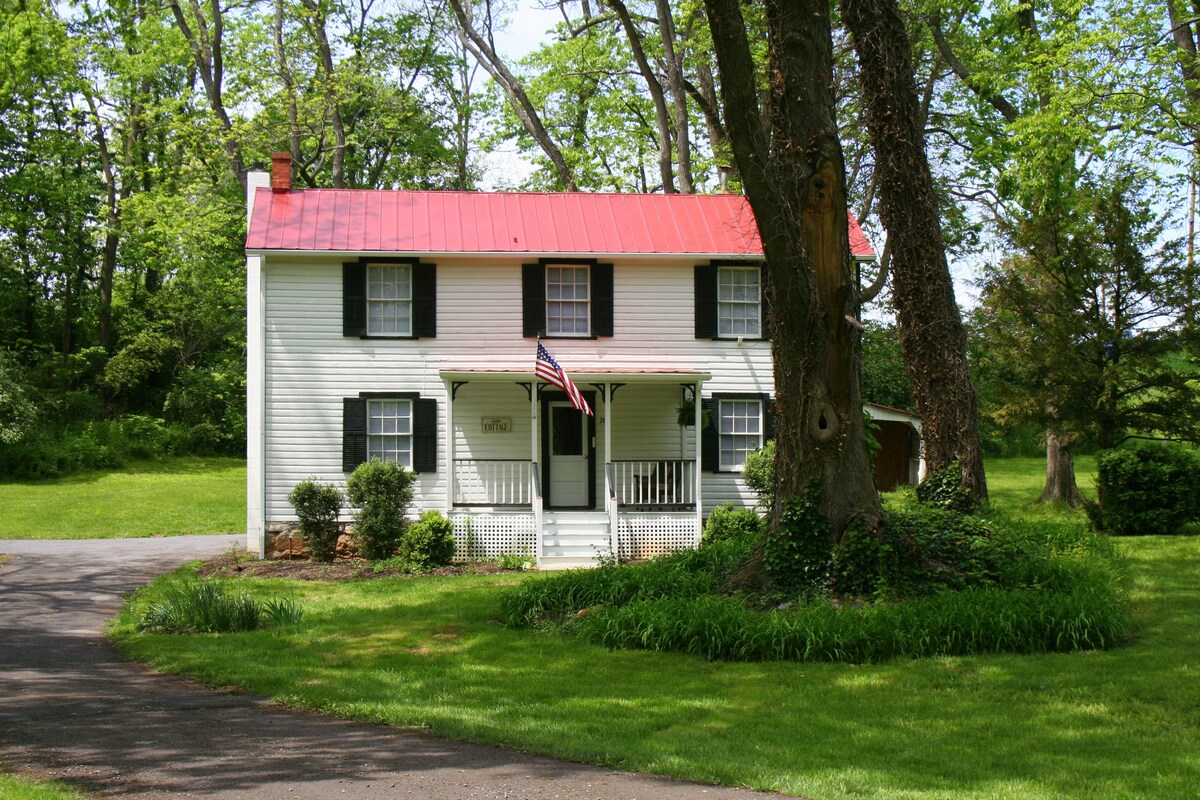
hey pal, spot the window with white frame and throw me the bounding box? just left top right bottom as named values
left=717, top=266, right=761, bottom=338
left=367, top=399, right=412, bottom=467
left=367, top=264, right=412, bottom=335
left=719, top=399, right=762, bottom=470
left=546, top=265, right=590, bottom=335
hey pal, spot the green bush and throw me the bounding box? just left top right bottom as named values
left=702, top=503, right=765, bottom=546
left=916, top=461, right=975, bottom=513
left=398, top=510, right=457, bottom=569
left=288, top=479, right=344, bottom=563
left=1092, top=446, right=1200, bottom=535
left=741, top=441, right=775, bottom=509
left=138, top=580, right=302, bottom=633
left=347, top=459, right=416, bottom=560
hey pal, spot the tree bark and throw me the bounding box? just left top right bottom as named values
left=843, top=0, right=988, bottom=505
left=300, top=0, right=347, bottom=187
left=655, top=0, right=692, bottom=192
left=1040, top=430, right=1083, bottom=505
left=705, top=0, right=882, bottom=592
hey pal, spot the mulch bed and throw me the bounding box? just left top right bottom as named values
left=195, top=548, right=513, bottom=581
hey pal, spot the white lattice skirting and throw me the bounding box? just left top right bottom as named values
left=617, top=512, right=699, bottom=561
left=450, top=512, right=537, bottom=560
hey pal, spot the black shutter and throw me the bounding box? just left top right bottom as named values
left=763, top=394, right=776, bottom=441
left=412, top=398, right=438, bottom=473
left=760, top=263, right=772, bottom=340
left=343, top=262, right=367, bottom=337
left=695, top=264, right=717, bottom=339
left=522, top=263, right=545, bottom=337
left=592, top=262, right=613, bottom=337
left=342, top=397, right=367, bottom=472
left=701, top=397, right=720, bottom=472
left=412, top=262, right=437, bottom=338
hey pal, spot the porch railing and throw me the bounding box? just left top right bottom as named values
left=611, top=460, right=696, bottom=507
left=453, top=459, right=532, bottom=506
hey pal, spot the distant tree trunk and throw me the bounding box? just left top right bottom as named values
left=1040, top=429, right=1082, bottom=505
left=655, top=0, right=693, bottom=192
left=608, top=0, right=676, bottom=192
left=842, top=0, right=987, bottom=505
left=705, top=0, right=882, bottom=593
left=448, top=0, right=578, bottom=191
left=300, top=0, right=347, bottom=187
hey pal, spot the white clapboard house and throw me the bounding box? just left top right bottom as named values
left=245, top=154, right=918, bottom=567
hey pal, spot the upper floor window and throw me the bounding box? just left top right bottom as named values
left=694, top=262, right=768, bottom=340
left=717, top=266, right=761, bottom=338
left=367, top=264, right=412, bottom=335
left=523, top=260, right=613, bottom=338
left=546, top=265, right=591, bottom=336
left=718, top=399, right=762, bottom=470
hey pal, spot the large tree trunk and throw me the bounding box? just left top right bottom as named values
left=705, top=0, right=882, bottom=592
left=1040, top=429, right=1082, bottom=505
left=842, top=0, right=987, bottom=505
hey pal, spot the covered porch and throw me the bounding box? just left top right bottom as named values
left=440, top=368, right=709, bottom=568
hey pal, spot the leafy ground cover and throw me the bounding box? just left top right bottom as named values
left=0, top=457, right=245, bottom=539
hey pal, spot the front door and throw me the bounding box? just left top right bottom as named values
left=547, top=401, right=589, bottom=507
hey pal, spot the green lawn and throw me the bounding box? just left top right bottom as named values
left=983, top=454, right=1097, bottom=521
left=0, top=457, right=245, bottom=538
left=111, top=455, right=1200, bottom=799
left=0, top=773, right=91, bottom=799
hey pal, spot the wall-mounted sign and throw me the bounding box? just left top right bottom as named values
left=482, top=417, right=512, bottom=433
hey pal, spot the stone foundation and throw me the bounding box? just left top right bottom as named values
left=265, top=523, right=357, bottom=560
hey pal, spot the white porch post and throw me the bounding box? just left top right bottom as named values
left=444, top=378, right=455, bottom=514
left=532, top=380, right=542, bottom=564
left=694, top=379, right=703, bottom=545
left=245, top=170, right=269, bottom=559
left=605, top=382, right=617, bottom=557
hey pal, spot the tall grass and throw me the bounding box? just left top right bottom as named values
left=138, top=579, right=302, bottom=633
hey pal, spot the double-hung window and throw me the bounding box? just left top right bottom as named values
left=522, top=260, right=613, bottom=338
left=546, top=265, right=591, bottom=336
left=717, top=266, right=761, bottom=338
left=366, top=399, right=412, bottom=468
left=367, top=264, right=412, bottom=336
left=695, top=263, right=767, bottom=340
left=718, top=399, right=762, bottom=470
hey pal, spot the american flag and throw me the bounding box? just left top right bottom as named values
left=535, top=343, right=593, bottom=415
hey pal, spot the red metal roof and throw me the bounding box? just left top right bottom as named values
left=246, top=188, right=876, bottom=258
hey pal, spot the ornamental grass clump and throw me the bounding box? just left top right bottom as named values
left=502, top=507, right=1130, bottom=662
left=138, top=579, right=302, bottom=634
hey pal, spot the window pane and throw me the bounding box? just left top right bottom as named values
left=366, top=399, right=413, bottom=468
left=716, top=267, right=760, bottom=338
left=546, top=265, right=590, bottom=335
left=718, top=399, right=762, bottom=469
left=367, top=264, right=412, bottom=335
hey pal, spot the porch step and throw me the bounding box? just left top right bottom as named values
left=540, top=512, right=612, bottom=570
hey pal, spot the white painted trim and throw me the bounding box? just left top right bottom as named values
left=246, top=253, right=266, bottom=558
left=444, top=377, right=454, bottom=514
left=693, top=380, right=703, bottom=544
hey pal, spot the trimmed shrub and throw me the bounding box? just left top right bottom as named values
left=347, top=459, right=416, bottom=560
left=702, top=503, right=765, bottom=546
left=288, top=479, right=344, bottom=563
left=399, top=510, right=457, bottom=569
left=1092, top=446, right=1200, bottom=535
left=916, top=461, right=974, bottom=513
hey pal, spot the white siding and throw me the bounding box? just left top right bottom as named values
left=261, top=255, right=769, bottom=524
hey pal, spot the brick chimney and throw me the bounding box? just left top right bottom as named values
left=270, top=152, right=292, bottom=192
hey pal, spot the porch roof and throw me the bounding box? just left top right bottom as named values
left=440, top=368, right=711, bottom=383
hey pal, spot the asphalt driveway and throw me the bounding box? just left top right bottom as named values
left=0, top=536, right=781, bottom=799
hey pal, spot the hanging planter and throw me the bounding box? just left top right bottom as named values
left=677, top=403, right=711, bottom=429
